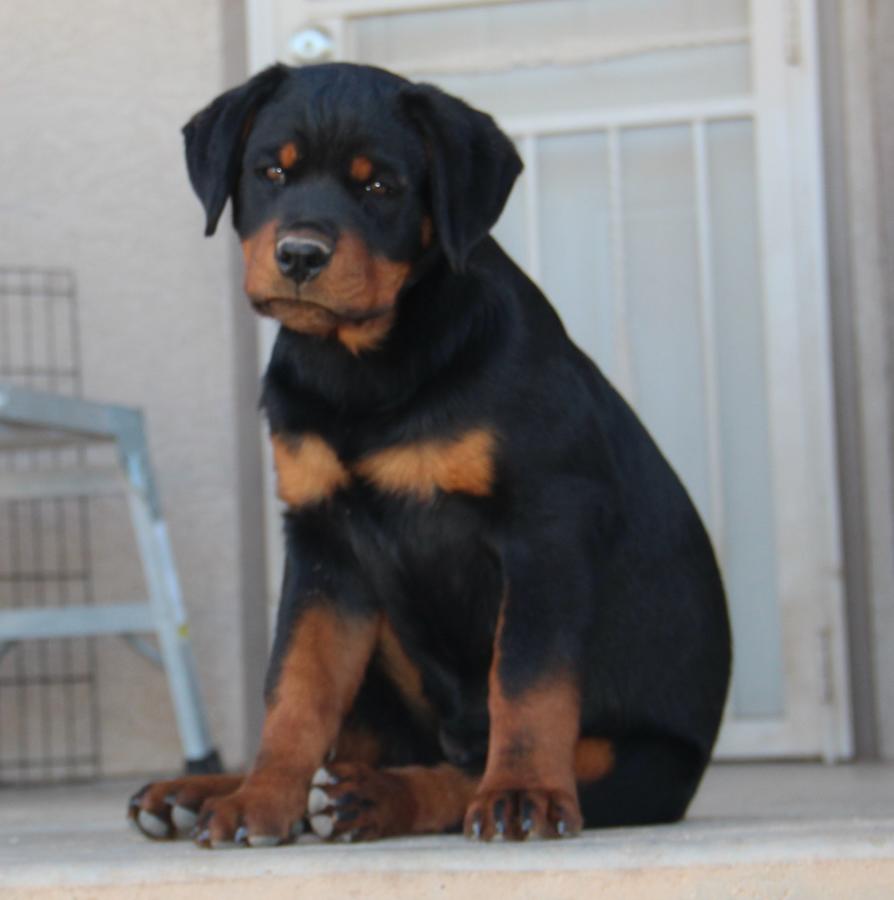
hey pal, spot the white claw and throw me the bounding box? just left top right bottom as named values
left=310, top=813, right=335, bottom=839
left=307, top=787, right=331, bottom=815
left=247, top=834, right=280, bottom=848
left=137, top=810, right=169, bottom=839
left=311, top=768, right=337, bottom=787
left=171, top=805, right=198, bottom=832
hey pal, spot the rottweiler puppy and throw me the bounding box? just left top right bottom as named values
left=129, top=62, right=730, bottom=848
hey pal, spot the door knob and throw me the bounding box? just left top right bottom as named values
left=288, top=26, right=335, bottom=63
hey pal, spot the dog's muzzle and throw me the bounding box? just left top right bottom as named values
left=275, top=229, right=335, bottom=284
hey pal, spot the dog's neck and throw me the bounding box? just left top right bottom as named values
left=261, top=240, right=512, bottom=434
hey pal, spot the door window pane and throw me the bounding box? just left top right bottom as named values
left=347, top=0, right=751, bottom=117
left=536, top=132, right=615, bottom=375
left=708, top=118, right=784, bottom=718
left=622, top=124, right=712, bottom=524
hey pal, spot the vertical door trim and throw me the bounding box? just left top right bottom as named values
left=732, top=0, right=850, bottom=759
left=245, top=0, right=851, bottom=758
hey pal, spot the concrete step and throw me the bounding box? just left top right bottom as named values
left=1, top=764, right=892, bottom=899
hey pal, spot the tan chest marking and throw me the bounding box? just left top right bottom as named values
left=355, top=429, right=497, bottom=500
left=271, top=433, right=350, bottom=508
left=270, top=428, right=497, bottom=508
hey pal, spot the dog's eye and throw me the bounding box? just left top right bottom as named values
left=364, top=179, right=392, bottom=197
left=263, top=166, right=287, bottom=186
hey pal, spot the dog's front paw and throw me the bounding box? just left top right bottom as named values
left=306, top=763, right=413, bottom=842
left=191, top=777, right=307, bottom=849
left=128, top=774, right=243, bottom=840
left=463, top=786, right=581, bottom=841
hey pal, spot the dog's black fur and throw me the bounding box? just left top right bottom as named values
left=130, top=62, right=730, bottom=847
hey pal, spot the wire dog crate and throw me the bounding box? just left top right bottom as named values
left=0, top=267, right=101, bottom=783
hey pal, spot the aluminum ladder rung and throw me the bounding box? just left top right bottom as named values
left=0, top=604, right=155, bottom=640
left=0, top=466, right=126, bottom=501
left=0, top=384, right=220, bottom=771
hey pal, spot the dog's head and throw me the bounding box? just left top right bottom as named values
left=183, top=63, right=522, bottom=352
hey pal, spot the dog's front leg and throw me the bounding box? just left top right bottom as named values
left=463, top=524, right=605, bottom=842
left=464, top=596, right=584, bottom=842
left=194, top=596, right=379, bottom=848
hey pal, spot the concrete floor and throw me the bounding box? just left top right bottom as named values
left=1, top=763, right=892, bottom=899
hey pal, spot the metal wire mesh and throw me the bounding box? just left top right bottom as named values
left=0, top=267, right=102, bottom=783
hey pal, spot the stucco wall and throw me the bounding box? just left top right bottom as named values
left=0, top=0, right=265, bottom=774
left=3, top=0, right=893, bottom=778
left=821, top=0, right=894, bottom=760
left=866, top=0, right=894, bottom=760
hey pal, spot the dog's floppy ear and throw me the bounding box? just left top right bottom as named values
left=400, top=84, right=522, bottom=272
left=182, top=64, right=288, bottom=236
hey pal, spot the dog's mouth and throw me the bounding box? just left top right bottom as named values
left=248, top=296, right=397, bottom=346
left=250, top=297, right=394, bottom=325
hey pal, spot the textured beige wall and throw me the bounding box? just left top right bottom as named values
left=3, top=0, right=893, bottom=779
left=0, top=0, right=266, bottom=774
left=821, top=0, right=894, bottom=760
left=866, top=0, right=894, bottom=760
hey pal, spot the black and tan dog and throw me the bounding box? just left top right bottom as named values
left=129, top=62, right=730, bottom=848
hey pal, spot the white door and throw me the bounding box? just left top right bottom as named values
left=248, top=0, right=850, bottom=760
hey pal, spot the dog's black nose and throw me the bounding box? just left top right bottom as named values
left=275, top=233, right=334, bottom=283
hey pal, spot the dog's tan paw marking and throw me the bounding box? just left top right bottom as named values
left=305, top=763, right=409, bottom=842
left=464, top=787, right=582, bottom=842
left=127, top=774, right=244, bottom=842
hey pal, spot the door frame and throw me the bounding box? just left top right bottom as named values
left=245, top=0, right=852, bottom=760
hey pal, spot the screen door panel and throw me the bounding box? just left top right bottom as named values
left=501, top=118, right=788, bottom=726
left=253, top=0, right=849, bottom=758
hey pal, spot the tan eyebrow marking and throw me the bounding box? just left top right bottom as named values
left=349, top=155, right=374, bottom=182
left=278, top=141, right=300, bottom=169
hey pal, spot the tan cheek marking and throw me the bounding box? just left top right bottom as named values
left=307, top=232, right=408, bottom=353
left=271, top=433, right=350, bottom=507
left=370, top=255, right=412, bottom=307
left=241, top=226, right=407, bottom=344
left=350, top=155, right=374, bottom=182
left=242, top=219, right=284, bottom=298
left=279, top=141, right=300, bottom=169
left=313, top=233, right=410, bottom=311
left=354, top=428, right=497, bottom=500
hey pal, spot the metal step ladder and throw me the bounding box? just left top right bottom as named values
left=0, top=384, right=221, bottom=773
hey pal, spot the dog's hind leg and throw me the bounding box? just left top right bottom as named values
left=576, top=735, right=706, bottom=828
